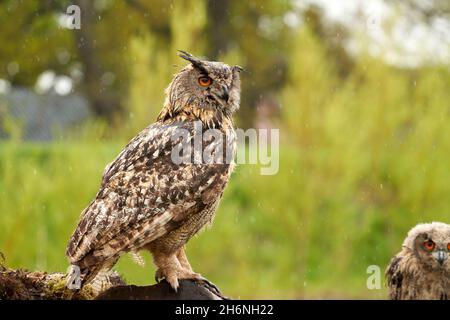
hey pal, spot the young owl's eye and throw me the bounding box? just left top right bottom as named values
left=198, top=76, right=212, bottom=87
left=447, top=243, right=450, bottom=251
left=423, top=240, right=435, bottom=251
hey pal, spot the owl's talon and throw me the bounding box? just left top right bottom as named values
left=166, top=276, right=179, bottom=292
left=194, top=276, right=221, bottom=295
left=154, top=268, right=182, bottom=292
left=185, top=271, right=222, bottom=295
left=154, top=269, right=164, bottom=283
left=152, top=253, right=222, bottom=294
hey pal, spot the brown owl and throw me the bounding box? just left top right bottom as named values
left=386, top=222, right=450, bottom=300
left=66, top=51, right=242, bottom=291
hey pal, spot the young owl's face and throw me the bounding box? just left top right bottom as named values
left=409, top=223, right=450, bottom=272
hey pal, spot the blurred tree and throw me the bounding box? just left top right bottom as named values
left=124, top=0, right=207, bottom=135
left=0, top=0, right=168, bottom=120
left=0, top=0, right=72, bottom=86
left=301, top=5, right=353, bottom=79
left=0, top=0, right=372, bottom=128
left=403, top=0, right=450, bottom=21
left=71, top=0, right=194, bottom=120
left=205, top=0, right=292, bottom=127
left=205, top=0, right=230, bottom=58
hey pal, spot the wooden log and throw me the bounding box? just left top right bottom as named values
left=0, top=267, right=124, bottom=300
left=0, top=265, right=228, bottom=300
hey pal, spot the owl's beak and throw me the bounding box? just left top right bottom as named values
left=210, top=85, right=229, bottom=105
left=233, top=65, right=244, bottom=72
left=218, top=85, right=229, bottom=102
left=434, top=250, right=447, bottom=265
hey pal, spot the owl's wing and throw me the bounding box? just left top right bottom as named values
left=385, top=255, right=403, bottom=299
left=66, top=121, right=231, bottom=267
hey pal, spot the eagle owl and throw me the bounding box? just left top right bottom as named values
left=66, top=51, right=242, bottom=291
left=386, top=222, right=450, bottom=300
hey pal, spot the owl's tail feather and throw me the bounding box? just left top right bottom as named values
left=88, top=269, right=124, bottom=295
left=66, top=258, right=122, bottom=294
left=130, top=251, right=146, bottom=267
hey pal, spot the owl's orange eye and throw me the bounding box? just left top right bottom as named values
left=423, top=240, right=435, bottom=251
left=447, top=243, right=450, bottom=251
left=198, top=76, right=212, bottom=87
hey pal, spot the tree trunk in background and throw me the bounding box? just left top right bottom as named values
left=206, top=0, right=231, bottom=59
left=73, top=0, right=119, bottom=120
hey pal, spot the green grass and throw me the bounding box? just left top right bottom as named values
left=1, top=137, right=449, bottom=299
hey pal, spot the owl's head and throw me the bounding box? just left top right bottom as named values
left=403, top=222, right=450, bottom=272
left=159, top=51, right=243, bottom=122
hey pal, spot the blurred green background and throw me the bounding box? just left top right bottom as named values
left=0, top=0, right=449, bottom=299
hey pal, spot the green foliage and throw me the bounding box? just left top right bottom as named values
left=124, top=0, right=207, bottom=135
left=279, top=26, right=450, bottom=296
left=0, top=0, right=293, bottom=122
left=0, top=0, right=73, bottom=85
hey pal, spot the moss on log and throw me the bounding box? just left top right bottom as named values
left=0, top=268, right=124, bottom=300
left=0, top=255, right=228, bottom=300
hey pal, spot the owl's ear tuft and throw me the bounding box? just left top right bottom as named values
left=177, top=50, right=195, bottom=61
left=233, top=65, right=244, bottom=72
left=177, top=50, right=208, bottom=74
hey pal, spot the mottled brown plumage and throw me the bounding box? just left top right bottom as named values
left=66, top=51, right=242, bottom=291
left=386, top=222, right=450, bottom=300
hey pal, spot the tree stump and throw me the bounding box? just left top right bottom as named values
left=0, top=267, right=124, bottom=300
left=0, top=256, right=228, bottom=300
